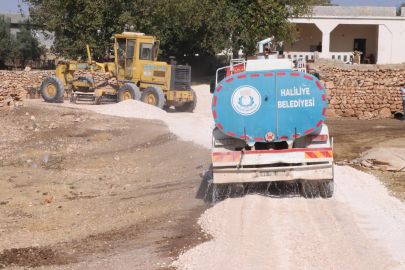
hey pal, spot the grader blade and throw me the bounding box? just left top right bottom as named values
left=72, top=92, right=96, bottom=104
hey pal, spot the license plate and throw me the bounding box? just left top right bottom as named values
left=259, top=171, right=290, bottom=177
left=215, top=139, right=234, bottom=146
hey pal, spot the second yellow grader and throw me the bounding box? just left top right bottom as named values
left=40, top=32, right=196, bottom=112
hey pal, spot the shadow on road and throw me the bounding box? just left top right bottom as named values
left=393, top=111, right=404, bottom=120
left=195, top=164, right=213, bottom=200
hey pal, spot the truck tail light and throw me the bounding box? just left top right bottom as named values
left=310, top=135, right=328, bottom=141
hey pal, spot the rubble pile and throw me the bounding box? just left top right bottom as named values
left=337, top=158, right=405, bottom=172
left=336, top=147, right=405, bottom=172
left=0, top=70, right=112, bottom=109
left=319, top=67, right=405, bottom=119
left=0, top=71, right=52, bottom=109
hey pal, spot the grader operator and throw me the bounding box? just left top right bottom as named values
left=40, top=32, right=196, bottom=112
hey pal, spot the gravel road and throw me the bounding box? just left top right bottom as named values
left=60, top=85, right=215, bottom=149
left=129, top=85, right=405, bottom=270
left=173, top=165, right=405, bottom=269
left=29, top=85, right=405, bottom=269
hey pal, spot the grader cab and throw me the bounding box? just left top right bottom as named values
left=40, top=32, right=196, bottom=112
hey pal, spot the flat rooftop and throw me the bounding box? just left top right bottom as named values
left=312, top=6, right=403, bottom=17
left=0, top=13, right=29, bottom=24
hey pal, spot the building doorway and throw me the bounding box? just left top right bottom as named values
left=354, top=39, right=366, bottom=63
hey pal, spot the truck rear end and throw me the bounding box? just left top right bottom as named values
left=211, top=58, right=333, bottom=198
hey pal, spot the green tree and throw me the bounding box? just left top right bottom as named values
left=8, top=35, right=21, bottom=69
left=23, top=0, right=154, bottom=59
left=397, top=2, right=405, bottom=16
left=23, top=0, right=319, bottom=59
left=0, top=17, right=21, bottom=69
left=17, top=20, right=45, bottom=62
left=0, top=16, right=12, bottom=62
left=313, top=0, right=338, bottom=6
left=0, top=17, right=44, bottom=69
left=166, top=0, right=315, bottom=57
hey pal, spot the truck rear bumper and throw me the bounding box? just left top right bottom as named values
left=212, top=148, right=333, bottom=184
left=213, top=163, right=332, bottom=184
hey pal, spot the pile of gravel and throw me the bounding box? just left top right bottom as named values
left=98, top=100, right=167, bottom=120
left=58, top=85, right=214, bottom=149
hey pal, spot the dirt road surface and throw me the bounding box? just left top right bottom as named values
left=174, top=165, right=405, bottom=269
left=1, top=85, right=404, bottom=269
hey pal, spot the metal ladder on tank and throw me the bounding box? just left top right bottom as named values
left=292, top=57, right=307, bottom=73
left=215, top=58, right=246, bottom=87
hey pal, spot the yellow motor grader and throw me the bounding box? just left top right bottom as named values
left=40, top=32, right=196, bottom=111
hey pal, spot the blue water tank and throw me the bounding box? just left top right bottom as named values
left=212, top=70, right=327, bottom=142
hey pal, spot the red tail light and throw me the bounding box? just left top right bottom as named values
left=310, top=135, right=328, bottom=141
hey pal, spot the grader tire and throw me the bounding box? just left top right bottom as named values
left=117, top=83, right=141, bottom=102
left=141, top=85, right=165, bottom=109
left=175, top=88, right=197, bottom=112
left=40, top=76, right=65, bottom=103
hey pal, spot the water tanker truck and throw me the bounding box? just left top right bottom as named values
left=210, top=58, right=334, bottom=198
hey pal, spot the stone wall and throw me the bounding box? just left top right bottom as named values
left=0, top=71, right=53, bottom=109
left=1, top=67, right=405, bottom=118
left=319, top=67, right=405, bottom=119
left=0, top=70, right=111, bottom=109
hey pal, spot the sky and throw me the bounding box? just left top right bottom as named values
left=0, top=0, right=404, bottom=13
left=0, top=0, right=29, bottom=13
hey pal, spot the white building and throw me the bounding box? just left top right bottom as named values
left=285, top=6, right=405, bottom=64
left=0, top=13, right=54, bottom=49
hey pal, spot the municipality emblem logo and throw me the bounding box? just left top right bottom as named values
left=231, top=86, right=261, bottom=116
